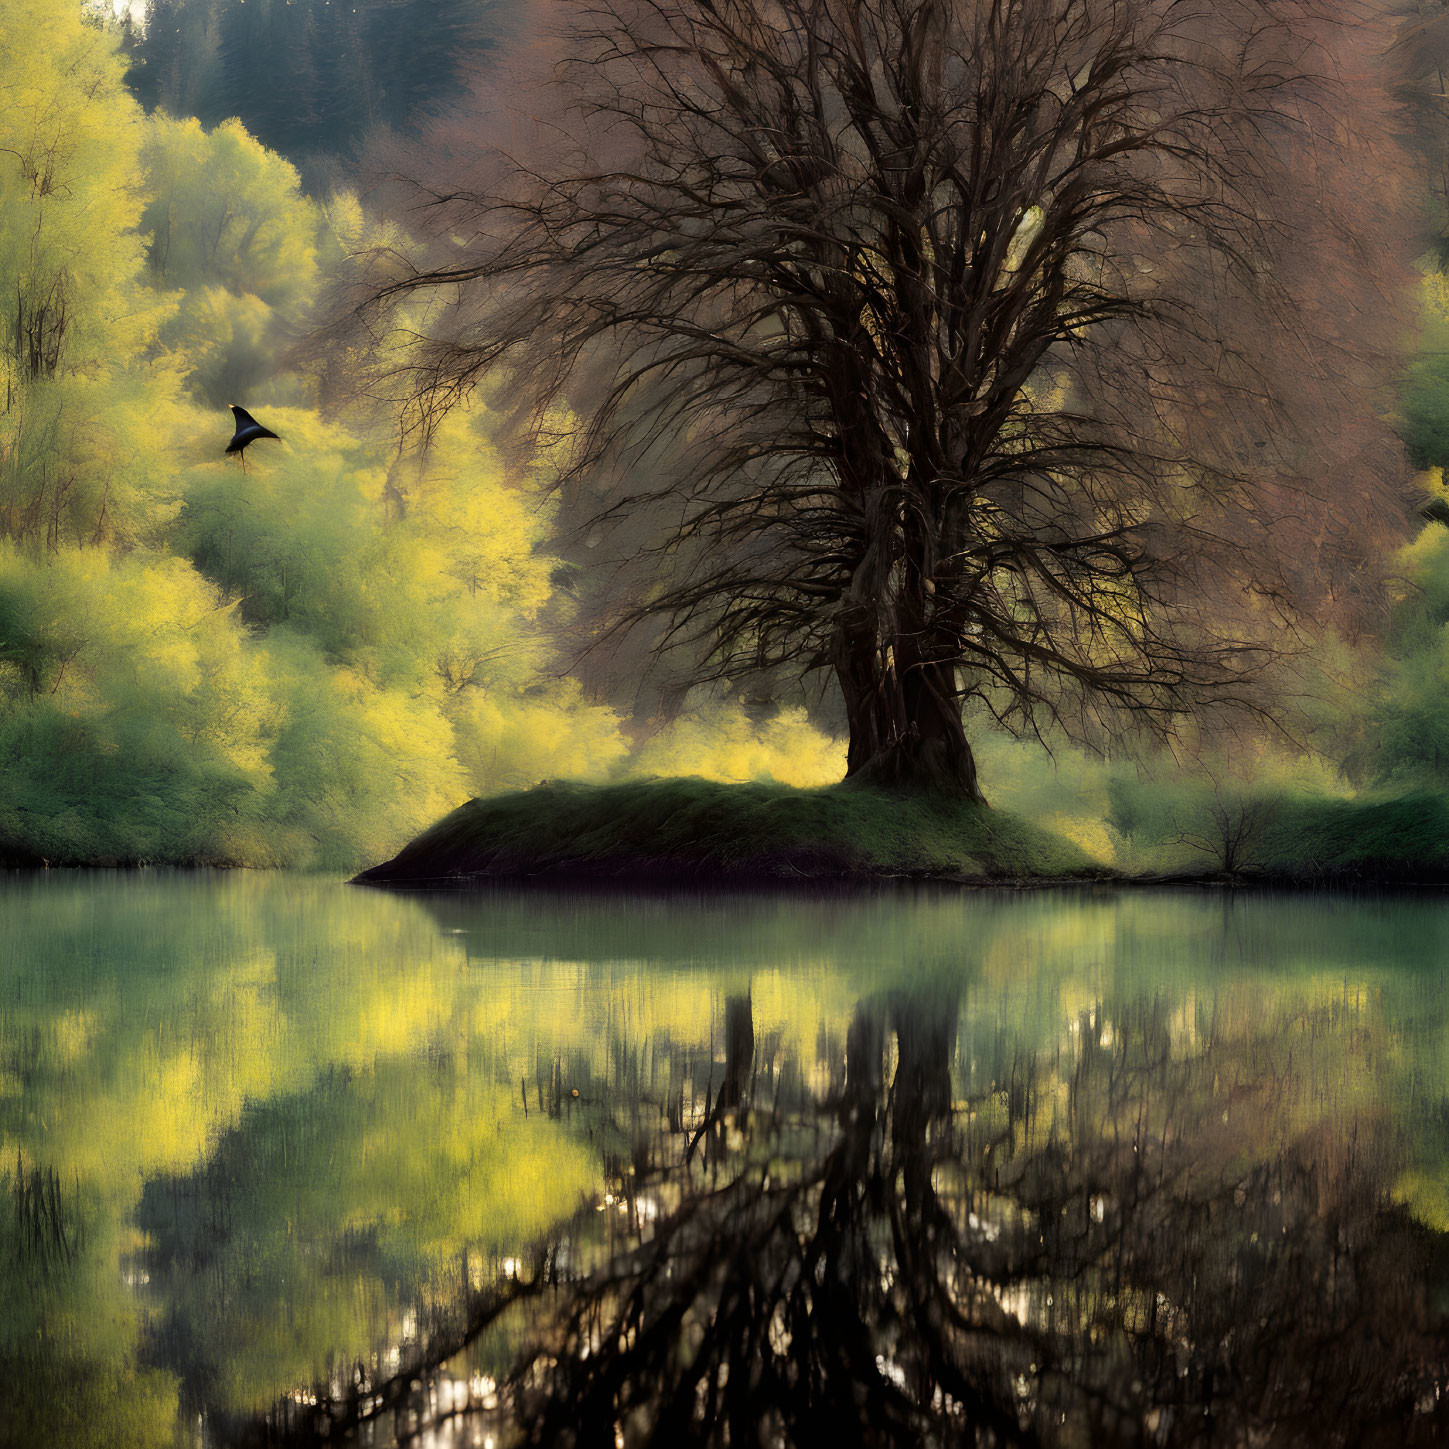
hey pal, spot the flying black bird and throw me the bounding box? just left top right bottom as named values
left=226, top=404, right=281, bottom=461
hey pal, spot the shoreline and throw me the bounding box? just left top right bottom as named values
left=15, top=779, right=1449, bottom=892
left=3, top=858, right=1448, bottom=894
left=350, top=866, right=1449, bottom=893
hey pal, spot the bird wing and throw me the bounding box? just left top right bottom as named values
left=226, top=423, right=282, bottom=453
left=229, top=404, right=259, bottom=428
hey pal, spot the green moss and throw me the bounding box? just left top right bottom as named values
left=355, top=777, right=1102, bottom=885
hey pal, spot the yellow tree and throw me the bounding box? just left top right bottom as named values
left=0, top=0, right=179, bottom=547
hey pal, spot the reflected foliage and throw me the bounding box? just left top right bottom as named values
left=253, top=894, right=1449, bottom=1449
left=6, top=880, right=1449, bottom=1447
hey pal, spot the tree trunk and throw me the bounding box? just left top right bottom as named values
left=833, top=624, right=986, bottom=803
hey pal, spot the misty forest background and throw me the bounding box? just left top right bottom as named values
left=8, top=0, right=1449, bottom=871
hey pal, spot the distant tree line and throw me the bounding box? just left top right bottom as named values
left=121, top=0, right=516, bottom=171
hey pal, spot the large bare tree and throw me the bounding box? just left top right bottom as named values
left=350, top=0, right=1410, bottom=800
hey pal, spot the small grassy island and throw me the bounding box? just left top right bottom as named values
left=355, top=781, right=1449, bottom=889
left=353, top=778, right=1103, bottom=886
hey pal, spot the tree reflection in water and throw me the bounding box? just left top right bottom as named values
left=260, top=989, right=1449, bottom=1449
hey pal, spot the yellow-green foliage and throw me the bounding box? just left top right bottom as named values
left=141, top=113, right=321, bottom=406
left=0, top=0, right=179, bottom=548
left=966, top=730, right=1119, bottom=864
left=142, top=115, right=319, bottom=307
left=1363, top=466, right=1449, bottom=786
left=0, top=0, right=160, bottom=383
left=0, top=543, right=277, bottom=864
left=0, top=2, right=837, bottom=871
left=633, top=701, right=844, bottom=788
left=1399, top=273, right=1449, bottom=469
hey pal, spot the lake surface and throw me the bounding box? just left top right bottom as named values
left=4, top=874, right=1449, bottom=1448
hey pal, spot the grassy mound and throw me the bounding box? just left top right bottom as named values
left=354, top=777, right=1102, bottom=886
left=1254, top=792, right=1449, bottom=883
left=1113, top=783, right=1449, bottom=884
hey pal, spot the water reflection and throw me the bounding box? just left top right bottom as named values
left=259, top=981, right=1449, bottom=1448
left=2, top=877, right=1449, bottom=1446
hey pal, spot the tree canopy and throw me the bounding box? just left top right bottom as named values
left=347, top=0, right=1414, bottom=799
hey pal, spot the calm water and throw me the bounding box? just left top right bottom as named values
left=4, top=874, right=1449, bottom=1448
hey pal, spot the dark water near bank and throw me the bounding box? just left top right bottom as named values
left=5, top=875, right=1449, bottom=1447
